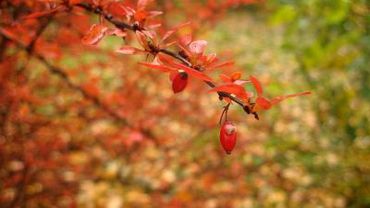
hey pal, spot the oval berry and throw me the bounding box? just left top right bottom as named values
left=220, top=121, right=237, bottom=154
left=172, top=72, right=188, bottom=93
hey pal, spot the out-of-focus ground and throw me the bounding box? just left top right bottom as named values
left=76, top=1, right=370, bottom=207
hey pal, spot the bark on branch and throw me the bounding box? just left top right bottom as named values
left=75, top=3, right=258, bottom=119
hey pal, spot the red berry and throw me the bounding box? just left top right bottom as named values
left=220, top=121, right=237, bottom=154
left=172, top=72, right=188, bottom=93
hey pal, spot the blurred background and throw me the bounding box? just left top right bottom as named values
left=0, top=0, right=369, bottom=207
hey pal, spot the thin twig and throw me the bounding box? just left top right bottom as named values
left=0, top=30, right=157, bottom=142
left=75, top=3, right=258, bottom=119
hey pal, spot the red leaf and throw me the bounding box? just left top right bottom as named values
left=147, top=23, right=162, bottom=29
left=139, top=62, right=175, bottom=73
left=271, top=91, right=311, bottom=105
left=255, top=97, right=272, bottom=110
left=170, top=62, right=213, bottom=82
left=22, top=7, right=61, bottom=19
left=135, top=31, right=150, bottom=49
left=209, top=83, right=251, bottom=101
left=158, top=54, right=189, bottom=70
left=82, top=24, right=108, bottom=45
left=157, top=54, right=175, bottom=66
left=219, top=74, right=232, bottom=83
left=161, top=30, right=175, bottom=42
left=210, top=60, right=234, bottom=69
left=69, top=0, right=84, bottom=5
left=179, top=34, right=192, bottom=46
left=106, top=2, right=127, bottom=17
left=161, top=21, right=191, bottom=43
left=106, top=28, right=127, bottom=37
left=284, top=91, right=312, bottom=99
left=82, top=82, right=100, bottom=97
left=231, top=72, right=242, bottom=81
left=233, top=80, right=250, bottom=85
left=164, top=41, right=177, bottom=48
left=0, top=27, right=18, bottom=42
left=249, top=75, right=263, bottom=96
left=134, top=10, right=149, bottom=22
left=148, top=11, right=163, bottom=18
left=206, top=53, right=217, bottom=64
left=116, top=46, right=145, bottom=54
left=137, top=0, right=153, bottom=10
left=173, top=21, right=191, bottom=30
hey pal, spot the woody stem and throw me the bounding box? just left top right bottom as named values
left=75, top=3, right=258, bottom=119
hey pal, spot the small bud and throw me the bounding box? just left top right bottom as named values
left=220, top=121, right=237, bottom=154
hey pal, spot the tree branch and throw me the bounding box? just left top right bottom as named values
left=75, top=3, right=258, bottom=119
left=0, top=30, right=157, bottom=142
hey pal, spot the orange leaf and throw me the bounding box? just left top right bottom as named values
left=255, top=97, right=272, bottom=110
left=134, top=10, right=149, bottom=22
left=116, top=46, right=145, bottom=54
left=164, top=41, right=177, bottom=48
left=137, top=0, right=153, bottom=10
left=219, top=74, right=232, bottom=83
left=174, top=21, right=191, bottom=30
left=209, top=83, right=250, bottom=101
left=106, top=2, right=127, bottom=17
left=106, top=28, right=127, bottom=37
left=0, top=27, right=18, bottom=42
left=206, top=53, right=217, bottom=64
left=82, top=24, right=108, bottom=45
left=233, top=80, right=250, bottom=85
left=231, top=72, right=242, bottom=81
left=161, top=30, right=175, bottom=42
left=179, top=34, right=192, bottom=46
left=135, top=31, right=150, bottom=48
left=139, top=62, right=175, bottom=73
left=271, top=91, right=311, bottom=105
left=171, top=62, right=213, bottom=82
left=285, top=91, right=311, bottom=98
left=22, top=7, right=61, bottom=19
left=161, top=21, right=191, bottom=43
left=82, top=82, right=100, bottom=97
left=148, top=11, right=163, bottom=18
left=249, top=75, right=263, bottom=96
left=211, top=60, right=234, bottom=69
left=69, top=0, right=84, bottom=5
left=157, top=54, right=175, bottom=66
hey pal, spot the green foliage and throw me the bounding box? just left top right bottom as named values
left=266, top=0, right=370, bottom=206
left=205, top=0, right=369, bottom=206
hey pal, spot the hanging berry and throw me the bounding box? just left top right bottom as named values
left=172, top=72, right=188, bottom=93
left=220, top=121, right=237, bottom=154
